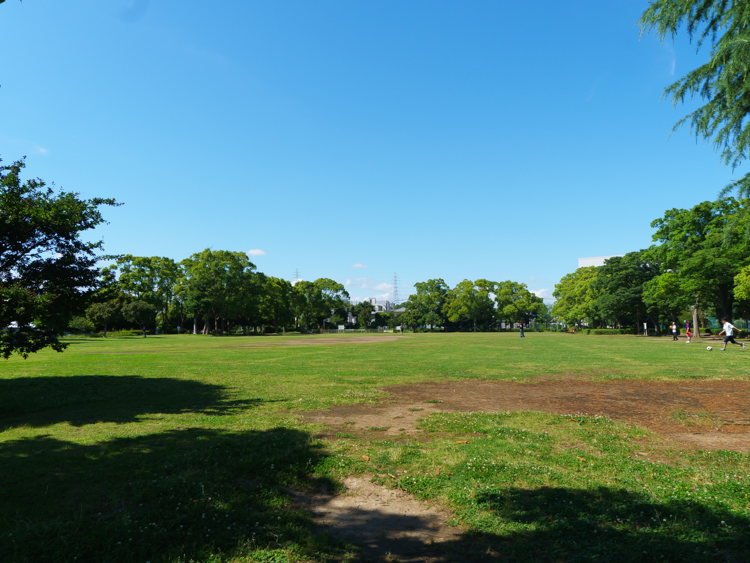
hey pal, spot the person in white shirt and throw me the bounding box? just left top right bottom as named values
left=718, top=318, right=745, bottom=351
left=671, top=322, right=678, bottom=341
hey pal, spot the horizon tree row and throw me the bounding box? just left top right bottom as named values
left=77, top=250, right=360, bottom=336
left=553, top=196, right=750, bottom=335
left=398, top=278, right=548, bottom=332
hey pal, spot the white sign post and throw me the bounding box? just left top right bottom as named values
left=338, top=325, right=345, bottom=333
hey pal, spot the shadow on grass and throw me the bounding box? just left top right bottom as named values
left=298, top=484, right=749, bottom=562
left=1, top=422, right=748, bottom=563
left=0, top=427, right=342, bottom=562
left=459, top=486, right=750, bottom=562
left=0, top=376, right=262, bottom=428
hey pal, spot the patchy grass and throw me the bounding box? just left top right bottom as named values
left=357, top=412, right=750, bottom=562
left=1, top=333, right=749, bottom=562
left=670, top=409, right=721, bottom=428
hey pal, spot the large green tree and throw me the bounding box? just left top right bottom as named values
left=648, top=198, right=750, bottom=320
left=179, top=249, right=258, bottom=335
left=0, top=157, right=118, bottom=358
left=552, top=267, right=601, bottom=330
left=122, top=300, right=157, bottom=338
left=495, top=280, right=546, bottom=326
left=258, top=275, right=293, bottom=333
left=114, top=255, right=180, bottom=332
left=355, top=301, right=374, bottom=329
left=292, top=279, right=349, bottom=331
left=592, top=252, right=657, bottom=329
left=405, top=278, right=449, bottom=332
left=444, top=279, right=496, bottom=331
left=640, top=1, right=750, bottom=197
left=642, top=271, right=693, bottom=325
left=86, top=301, right=121, bottom=337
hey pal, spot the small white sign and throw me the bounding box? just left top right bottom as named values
left=338, top=325, right=345, bottom=331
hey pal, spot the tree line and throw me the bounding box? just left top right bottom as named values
left=73, top=251, right=377, bottom=337
left=398, top=278, right=547, bottom=332
left=552, top=197, right=750, bottom=336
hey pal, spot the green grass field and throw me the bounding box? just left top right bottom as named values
left=1, top=333, right=748, bottom=562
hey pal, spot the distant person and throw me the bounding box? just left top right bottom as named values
left=671, top=322, right=678, bottom=341
left=718, top=318, right=744, bottom=351
left=519, top=323, right=525, bottom=338
left=685, top=327, right=692, bottom=343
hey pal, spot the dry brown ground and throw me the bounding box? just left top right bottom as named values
left=300, top=377, right=750, bottom=452
left=89, top=335, right=408, bottom=354
left=226, top=335, right=407, bottom=348
left=293, top=378, right=750, bottom=561
left=289, top=476, right=477, bottom=563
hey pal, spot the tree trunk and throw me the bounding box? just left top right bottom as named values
left=648, top=312, right=660, bottom=335
left=103, top=323, right=108, bottom=338
left=141, top=324, right=147, bottom=338
left=693, top=306, right=700, bottom=339
left=193, top=317, right=197, bottom=335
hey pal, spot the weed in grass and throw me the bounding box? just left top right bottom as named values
left=670, top=409, right=721, bottom=428
left=3, top=333, right=750, bottom=562
left=0, top=427, right=346, bottom=562
left=346, top=411, right=750, bottom=562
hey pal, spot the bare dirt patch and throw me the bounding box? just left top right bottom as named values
left=290, top=475, right=490, bottom=562
left=300, top=379, right=750, bottom=452
left=88, top=350, right=160, bottom=354
left=226, top=335, right=410, bottom=349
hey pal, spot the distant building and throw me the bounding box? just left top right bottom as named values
left=367, top=298, right=393, bottom=313
left=578, top=255, right=624, bottom=269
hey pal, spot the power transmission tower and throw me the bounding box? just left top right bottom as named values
left=293, top=269, right=300, bottom=282
left=392, top=273, right=400, bottom=306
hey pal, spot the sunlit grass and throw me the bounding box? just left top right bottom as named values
left=1, top=332, right=748, bottom=562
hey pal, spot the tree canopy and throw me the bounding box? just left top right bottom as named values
left=0, top=157, right=117, bottom=358
left=639, top=0, right=750, bottom=197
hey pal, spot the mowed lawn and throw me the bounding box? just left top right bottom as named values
left=1, top=333, right=749, bottom=562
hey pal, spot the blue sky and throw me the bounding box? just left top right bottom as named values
left=1, top=0, right=744, bottom=303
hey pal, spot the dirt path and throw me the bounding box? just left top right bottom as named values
left=290, top=476, right=475, bottom=563
left=300, top=378, right=750, bottom=451
left=226, top=335, right=410, bottom=348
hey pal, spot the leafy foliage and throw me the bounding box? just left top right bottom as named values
left=552, top=267, right=600, bottom=329
left=121, top=300, right=157, bottom=337
left=639, top=0, right=750, bottom=196
left=0, top=157, right=117, bottom=358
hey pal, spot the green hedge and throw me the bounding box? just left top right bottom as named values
left=584, top=328, right=637, bottom=335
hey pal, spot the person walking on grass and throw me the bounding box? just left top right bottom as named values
left=718, top=318, right=745, bottom=351
left=519, top=322, right=525, bottom=338
left=671, top=321, right=678, bottom=341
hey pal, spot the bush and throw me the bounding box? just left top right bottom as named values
left=703, top=328, right=713, bottom=335
left=585, top=328, right=636, bottom=335
left=68, top=316, right=96, bottom=334
left=110, top=329, right=149, bottom=337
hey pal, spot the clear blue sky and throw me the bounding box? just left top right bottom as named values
left=1, top=0, right=744, bottom=303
